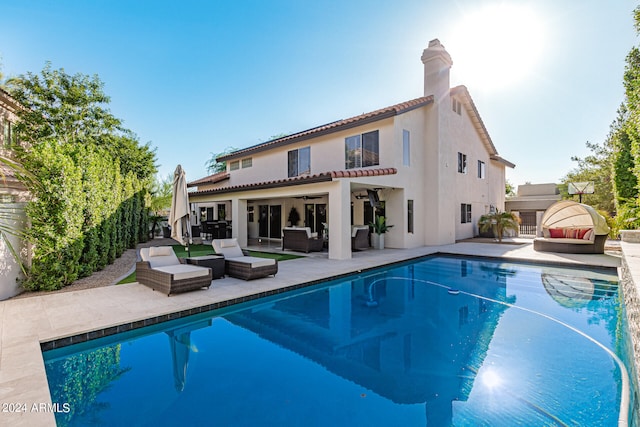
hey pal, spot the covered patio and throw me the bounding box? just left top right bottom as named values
left=188, top=168, right=401, bottom=259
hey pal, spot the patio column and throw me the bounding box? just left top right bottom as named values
left=328, top=180, right=351, bottom=260
left=231, top=198, right=248, bottom=247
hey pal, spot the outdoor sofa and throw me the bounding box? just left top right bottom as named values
left=351, top=226, right=370, bottom=251
left=533, top=200, right=610, bottom=254
left=137, top=246, right=212, bottom=296
left=282, top=227, right=324, bottom=253
left=213, top=238, right=278, bottom=280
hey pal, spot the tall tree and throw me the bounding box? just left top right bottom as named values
left=560, top=140, right=614, bottom=215
left=610, top=105, right=637, bottom=206
left=6, top=64, right=157, bottom=290
left=205, top=146, right=238, bottom=174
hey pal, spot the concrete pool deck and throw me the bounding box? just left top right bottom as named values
left=0, top=239, right=629, bottom=426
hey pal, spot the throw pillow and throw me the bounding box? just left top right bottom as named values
left=548, top=228, right=564, bottom=238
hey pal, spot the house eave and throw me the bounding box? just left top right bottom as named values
left=189, top=167, right=398, bottom=198
left=490, top=155, right=515, bottom=169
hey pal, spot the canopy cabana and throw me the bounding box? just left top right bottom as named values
left=534, top=200, right=609, bottom=254
left=540, top=200, right=609, bottom=235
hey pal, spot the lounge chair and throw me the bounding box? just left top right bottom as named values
left=212, top=238, right=278, bottom=280
left=137, top=246, right=212, bottom=296
left=282, top=227, right=324, bottom=253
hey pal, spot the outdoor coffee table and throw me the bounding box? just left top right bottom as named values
left=186, top=255, right=225, bottom=279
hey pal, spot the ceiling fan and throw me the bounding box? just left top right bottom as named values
left=294, top=195, right=323, bottom=200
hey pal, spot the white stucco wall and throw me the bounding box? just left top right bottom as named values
left=222, top=117, right=397, bottom=187
left=0, top=202, right=26, bottom=300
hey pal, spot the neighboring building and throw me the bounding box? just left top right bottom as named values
left=505, top=183, right=560, bottom=236
left=189, top=40, right=514, bottom=259
left=0, top=87, right=28, bottom=300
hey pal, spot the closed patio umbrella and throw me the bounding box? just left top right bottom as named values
left=166, top=330, right=191, bottom=392
left=169, top=164, right=191, bottom=255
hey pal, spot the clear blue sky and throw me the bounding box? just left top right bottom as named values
left=1, top=0, right=638, bottom=188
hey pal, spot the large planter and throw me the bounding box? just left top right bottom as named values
left=371, top=233, right=385, bottom=250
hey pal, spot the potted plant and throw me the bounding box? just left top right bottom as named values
left=477, top=210, right=520, bottom=242
left=369, top=215, right=393, bottom=249
left=288, top=207, right=301, bottom=227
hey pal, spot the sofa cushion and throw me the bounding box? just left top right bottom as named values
left=153, top=264, right=211, bottom=280
left=284, top=227, right=318, bottom=239
left=548, top=228, right=565, bottom=238
left=583, top=228, right=595, bottom=241
left=534, top=237, right=594, bottom=245
left=227, top=256, right=276, bottom=268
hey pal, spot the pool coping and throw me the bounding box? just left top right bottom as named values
left=0, top=240, right=629, bottom=426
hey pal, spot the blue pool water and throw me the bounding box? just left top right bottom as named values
left=43, top=255, right=633, bottom=426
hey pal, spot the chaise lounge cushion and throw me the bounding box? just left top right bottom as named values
left=141, top=246, right=182, bottom=268
left=139, top=247, right=211, bottom=278
left=153, top=264, right=212, bottom=280
left=225, top=256, right=276, bottom=268
left=217, top=238, right=245, bottom=258
left=212, top=238, right=276, bottom=268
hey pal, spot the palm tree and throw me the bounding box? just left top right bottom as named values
left=478, top=210, right=521, bottom=242
left=0, top=153, right=34, bottom=274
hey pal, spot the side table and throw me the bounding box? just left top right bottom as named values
left=186, top=255, right=225, bottom=279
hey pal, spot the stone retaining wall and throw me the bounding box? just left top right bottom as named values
left=620, top=242, right=640, bottom=409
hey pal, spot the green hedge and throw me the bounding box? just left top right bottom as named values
left=7, top=65, right=157, bottom=291
left=20, top=142, right=152, bottom=291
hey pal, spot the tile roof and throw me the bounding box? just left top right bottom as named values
left=187, top=171, right=230, bottom=187
left=189, top=167, right=397, bottom=197
left=218, top=97, right=434, bottom=161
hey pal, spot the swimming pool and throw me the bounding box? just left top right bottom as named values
left=43, top=255, right=633, bottom=426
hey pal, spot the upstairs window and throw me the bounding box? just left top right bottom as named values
left=452, top=98, right=462, bottom=115
left=242, top=157, right=252, bottom=168
left=345, top=130, right=379, bottom=169
left=288, top=146, right=310, bottom=177
left=457, top=152, right=467, bottom=174
left=229, top=160, right=240, bottom=171
left=402, top=130, right=410, bottom=166
left=478, top=160, right=486, bottom=179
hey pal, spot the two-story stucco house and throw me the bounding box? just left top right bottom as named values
left=188, top=40, right=514, bottom=260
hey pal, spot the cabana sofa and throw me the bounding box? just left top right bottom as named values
left=137, top=246, right=212, bottom=296
left=213, top=238, right=278, bottom=280
left=533, top=200, right=609, bottom=254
